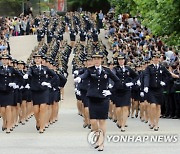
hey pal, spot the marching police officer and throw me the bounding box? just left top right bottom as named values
left=74, top=51, right=119, bottom=151
left=144, top=53, right=172, bottom=131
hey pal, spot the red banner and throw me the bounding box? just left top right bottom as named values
left=57, top=0, right=65, bottom=12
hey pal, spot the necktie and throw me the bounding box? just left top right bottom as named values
left=97, top=68, right=100, bottom=75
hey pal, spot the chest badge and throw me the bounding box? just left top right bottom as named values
left=104, top=74, right=107, bottom=79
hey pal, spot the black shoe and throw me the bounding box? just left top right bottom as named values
left=144, top=121, right=148, bottom=123
left=113, top=120, right=117, bottom=123
left=131, top=116, right=134, bottom=118
left=36, top=126, right=40, bottom=131
left=2, top=127, right=6, bottom=131
left=135, top=114, right=138, bottom=118
left=39, top=131, right=44, bottom=134
left=149, top=125, right=154, bottom=129
left=172, top=116, right=178, bottom=119
left=6, top=131, right=11, bottom=134
left=94, top=145, right=99, bottom=149
left=116, top=123, right=121, bottom=129
left=83, top=123, right=88, bottom=128
left=10, top=128, right=13, bottom=131
left=121, top=128, right=125, bottom=132
left=154, top=127, right=159, bottom=131
left=98, top=149, right=104, bottom=152
left=88, top=125, right=91, bottom=129
left=125, top=125, right=128, bottom=127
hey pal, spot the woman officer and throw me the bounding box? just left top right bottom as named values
left=0, top=54, right=22, bottom=133
left=113, top=54, right=138, bottom=132
left=144, top=53, right=172, bottom=131
left=74, top=51, right=119, bottom=151
left=23, top=52, right=56, bottom=133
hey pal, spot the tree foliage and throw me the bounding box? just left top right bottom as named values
left=109, top=0, right=180, bottom=46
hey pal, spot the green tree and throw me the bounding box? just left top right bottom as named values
left=109, top=0, right=180, bottom=46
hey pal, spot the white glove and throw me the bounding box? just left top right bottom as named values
left=108, top=84, right=113, bottom=89
left=41, top=82, right=51, bottom=88
left=47, top=83, right=52, bottom=88
left=15, top=85, right=19, bottom=89
left=76, top=90, right=81, bottom=96
left=23, top=74, right=28, bottom=79
left=8, top=83, right=16, bottom=87
left=53, top=88, right=56, bottom=91
left=137, top=80, right=141, bottom=86
left=73, top=70, right=79, bottom=75
left=74, top=77, right=81, bottom=83
left=74, top=88, right=77, bottom=93
left=140, top=92, right=144, bottom=97
left=126, top=82, right=134, bottom=87
left=144, top=87, right=149, bottom=93
left=20, top=86, right=24, bottom=89
left=160, top=81, right=166, bottom=86
left=25, top=84, right=30, bottom=89
left=102, top=90, right=111, bottom=97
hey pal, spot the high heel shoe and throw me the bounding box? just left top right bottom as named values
left=83, top=123, right=88, bottom=128
left=39, top=130, right=44, bottom=134
left=149, top=125, right=154, bottom=129
left=121, top=128, right=126, bottom=132
left=94, top=145, right=99, bottom=149
left=36, top=126, right=40, bottom=131
left=116, top=123, right=121, bottom=129
left=2, top=127, right=6, bottom=131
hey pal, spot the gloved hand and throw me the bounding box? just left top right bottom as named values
left=15, top=85, right=19, bottom=89
left=23, top=74, right=28, bottom=79
left=76, top=90, right=81, bottom=96
left=74, top=88, right=77, bottom=93
left=8, top=83, right=16, bottom=88
left=102, top=90, right=111, bottom=97
left=140, top=92, right=144, bottom=97
left=144, top=87, right=149, bottom=93
left=73, top=70, right=79, bottom=75
left=108, top=84, right=113, bottom=89
left=126, top=82, right=134, bottom=87
left=20, top=86, right=24, bottom=89
left=41, top=82, right=51, bottom=88
left=137, top=80, right=141, bottom=86
left=25, top=84, right=30, bottom=89
left=160, top=81, right=166, bottom=86
left=74, top=77, right=81, bottom=83
left=53, top=88, right=56, bottom=91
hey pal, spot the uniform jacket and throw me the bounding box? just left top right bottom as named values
left=80, top=66, right=120, bottom=98
left=27, top=65, right=56, bottom=91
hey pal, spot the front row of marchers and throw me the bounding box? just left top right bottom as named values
left=0, top=53, right=67, bottom=134
left=74, top=51, right=179, bottom=151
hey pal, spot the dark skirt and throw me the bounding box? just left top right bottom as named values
left=22, top=89, right=28, bottom=101
left=13, top=89, right=18, bottom=106
left=88, top=97, right=109, bottom=119
left=147, top=87, right=163, bottom=105
left=32, top=90, right=49, bottom=105
left=17, top=90, right=22, bottom=103
left=48, top=89, right=54, bottom=105
left=81, top=90, right=89, bottom=108
left=114, top=90, right=131, bottom=107
left=0, top=90, right=14, bottom=107
left=27, top=90, right=32, bottom=102
left=53, top=90, right=60, bottom=102
left=76, top=94, right=82, bottom=101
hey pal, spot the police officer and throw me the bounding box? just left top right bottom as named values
left=0, top=54, right=22, bottom=133
left=74, top=51, right=119, bottom=151
left=144, top=53, right=172, bottom=131
left=113, top=54, right=137, bottom=132
left=23, top=52, right=56, bottom=133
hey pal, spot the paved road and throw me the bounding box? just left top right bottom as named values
left=0, top=31, right=179, bottom=154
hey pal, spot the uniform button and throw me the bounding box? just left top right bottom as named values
left=122, top=82, right=124, bottom=84
left=97, top=88, right=99, bottom=90
left=122, top=79, right=124, bottom=80
left=98, top=84, right=100, bottom=85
